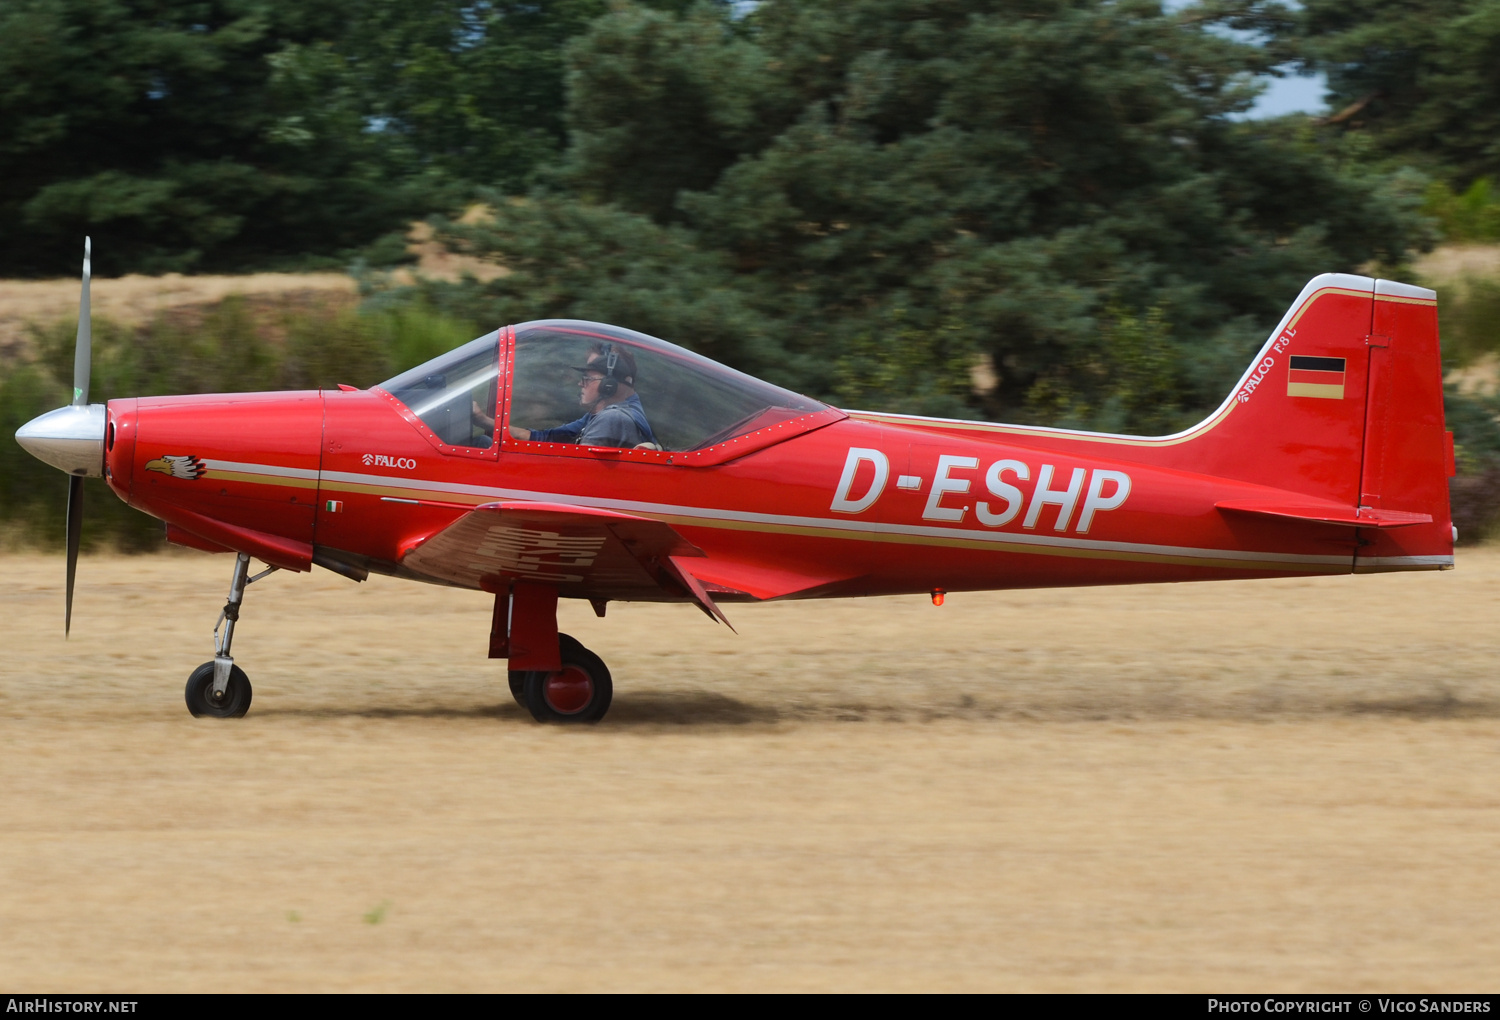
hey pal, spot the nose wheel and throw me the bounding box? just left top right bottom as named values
left=509, top=633, right=613, bottom=723
left=185, top=552, right=276, bottom=719
left=185, top=661, right=252, bottom=718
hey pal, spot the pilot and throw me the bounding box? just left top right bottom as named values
left=508, top=343, right=658, bottom=449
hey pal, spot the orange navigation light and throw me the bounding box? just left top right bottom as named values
left=931, top=589, right=946, bottom=606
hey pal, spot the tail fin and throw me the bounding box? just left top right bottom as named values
left=1181, top=273, right=1453, bottom=571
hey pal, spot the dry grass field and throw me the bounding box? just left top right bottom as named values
left=1, top=547, right=1498, bottom=991
left=0, top=273, right=358, bottom=353
left=0, top=213, right=504, bottom=354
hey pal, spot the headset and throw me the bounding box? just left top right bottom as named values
left=598, top=344, right=620, bottom=397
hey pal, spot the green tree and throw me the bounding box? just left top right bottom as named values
left=1295, top=0, right=1500, bottom=184
left=0, top=0, right=437, bottom=275
left=419, top=0, right=1429, bottom=430
left=0, top=1, right=715, bottom=276
left=318, top=1, right=616, bottom=196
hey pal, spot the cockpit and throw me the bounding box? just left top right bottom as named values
left=379, top=329, right=503, bottom=449
left=376, top=320, right=836, bottom=460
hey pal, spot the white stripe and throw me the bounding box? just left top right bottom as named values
left=1374, top=279, right=1436, bottom=301
left=206, top=459, right=319, bottom=480
left=318, top=467, right=1351, bottom=567
left=1359, top=555, right=1453, bottom=567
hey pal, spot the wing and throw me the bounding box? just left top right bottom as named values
left=400, top=501, right=735, bottom=627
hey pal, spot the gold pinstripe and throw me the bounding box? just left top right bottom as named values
left=199, top=464, right=1355, bottom=573
left=210, top=469, right=319, bottom=490
left=640, top=512, right=1348, bottom=571
left=291, top=476, right=1345, bottom=572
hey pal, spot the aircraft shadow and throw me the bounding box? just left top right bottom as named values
left=1344, top=692, right=1499, bottom=719
left=251, top=703, right=515, bottom=721
left=605, top=691, right=781, bottom=726
left=250, top=691, right=781, bottom=726
left=245, top=691, right=1500, bottom=725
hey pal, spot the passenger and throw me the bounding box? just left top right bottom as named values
left=509, top=343, right=658, bottom=448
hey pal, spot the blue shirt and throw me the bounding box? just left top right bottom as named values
left=530, top=393, right=658, bottom=448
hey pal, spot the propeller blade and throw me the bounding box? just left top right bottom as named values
left=72, top=237, right=91, bottom=406
left=65, top=237, right=91, bottom=635
left=65, top=473, right=83, bottom=637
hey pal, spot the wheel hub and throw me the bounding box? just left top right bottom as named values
left=543, top=666, right=594, bottom=715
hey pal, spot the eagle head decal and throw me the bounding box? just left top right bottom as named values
left=144, top=454, right=207, bottom=480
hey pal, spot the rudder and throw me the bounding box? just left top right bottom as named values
left=1355, top=280, right=1453, bottom=570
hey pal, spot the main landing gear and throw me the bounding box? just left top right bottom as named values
left=493, top=584, right=614, bottom=723
left=508, top=633, right=614, bottom=724
left=185, top=552, right=278, bottom=719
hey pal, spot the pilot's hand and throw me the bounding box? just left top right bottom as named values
left=509, top=425, right=532, bottom=441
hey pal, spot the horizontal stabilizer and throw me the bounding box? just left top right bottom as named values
left=1216, top=499, right=1432, bottom=529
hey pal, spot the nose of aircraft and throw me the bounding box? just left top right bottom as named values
left=15, top=403, right=107, bottom=477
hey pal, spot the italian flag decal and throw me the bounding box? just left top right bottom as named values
left=1287, top=356, right=1346, bottom=399
left=325, top=500, right=343, bottom=513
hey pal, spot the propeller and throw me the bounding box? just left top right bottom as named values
left=14, top=238, right=102, bottom=635
left=66, top=474, right=83, bottom=635
left=65, top=237, right=92, bottom=636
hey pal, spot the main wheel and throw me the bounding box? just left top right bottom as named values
left=184, top=661, right=253, bottom=718
left=518, top=636, right=612, bottom=723
left=508, top=634, right=584, bottom=710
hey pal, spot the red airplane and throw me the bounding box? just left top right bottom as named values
left=17, top=241, right=1454, bottom=723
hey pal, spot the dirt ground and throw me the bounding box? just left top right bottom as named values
left=1, top=548, right=1498, bottom=991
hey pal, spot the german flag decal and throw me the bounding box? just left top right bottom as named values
left=1287, top=356, right=1346, bottom=399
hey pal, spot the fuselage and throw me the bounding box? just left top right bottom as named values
left=92, top=288, right=1458, bottom=605
left=100, top=387, right=1445, bottom=605
left=20, top=275, right=1454, bottom=722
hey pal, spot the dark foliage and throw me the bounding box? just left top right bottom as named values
left=0, top=1, right=717, bottom=276
left=416, top=0, right=1430, bottom=429
left=1296, top=0, right=1500, bottom=186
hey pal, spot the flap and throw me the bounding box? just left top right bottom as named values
left=400, top=500, right=731, bottom=624
left=686, top=558, right=856, bottom=601
left=1216, top=498, right=1432, bottom=529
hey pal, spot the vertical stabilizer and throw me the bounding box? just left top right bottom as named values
left=1170, top=274, right=1452, bottom=570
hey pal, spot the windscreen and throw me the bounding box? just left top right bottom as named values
left=377, top=331, right=500, bottom=448
left=510, top=321, right=827, bottom=452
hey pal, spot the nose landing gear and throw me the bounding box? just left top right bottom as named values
left=185, top=552, right=277, bottom=719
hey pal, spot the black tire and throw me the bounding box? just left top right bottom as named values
left=519, top=636, right=613, bottom=723
left=184, top=661, right=253, bottom=718
left=508, top=633, right=584, bottom=710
